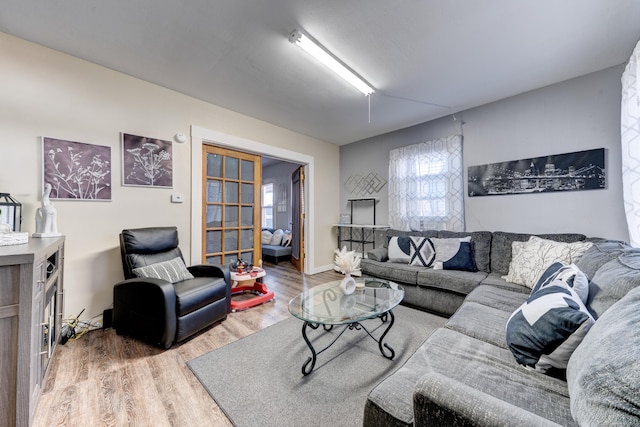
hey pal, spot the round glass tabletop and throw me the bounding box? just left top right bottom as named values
left=288, top=278, right=404, bottom=325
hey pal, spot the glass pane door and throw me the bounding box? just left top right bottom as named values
left=202, top=145, right=261, bottom=266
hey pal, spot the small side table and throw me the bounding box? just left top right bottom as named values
left=229, top=268, right=275, bottom=312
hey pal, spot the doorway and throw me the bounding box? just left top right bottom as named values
left=190, top=126, right=315, bottom=273
left=262, top=159, right=304, bottom=272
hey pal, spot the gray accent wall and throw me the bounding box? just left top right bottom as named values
left=340, top=65, right=628, bottom=242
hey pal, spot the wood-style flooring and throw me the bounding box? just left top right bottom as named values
left=33, top=262, right=344, bottom=427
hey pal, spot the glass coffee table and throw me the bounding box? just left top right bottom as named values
left=288, top=278, right=404, bottom=375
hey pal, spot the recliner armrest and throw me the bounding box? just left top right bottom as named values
left=187, top=264, right=231, bottom=311
left=113, top=278, right=178, bottom=349
left=188, top=263, right=230, bottom=281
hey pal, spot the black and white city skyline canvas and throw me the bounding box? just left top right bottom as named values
left=468, top=148, right=605, bottom=197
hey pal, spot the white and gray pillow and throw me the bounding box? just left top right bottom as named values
left=504, top=236, right=593, bottom=288
left=132, top=257, right=194, bottom=284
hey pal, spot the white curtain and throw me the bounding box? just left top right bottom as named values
left=622, top=40, right=640, bottom=247
left=388, top=134, right=464, bottom=231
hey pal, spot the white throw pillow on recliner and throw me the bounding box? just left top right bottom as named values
left=270, top=229, right=284, bottom=245
left=132, top=257, right=194, bottom=284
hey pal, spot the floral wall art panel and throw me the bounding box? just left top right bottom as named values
left=122, top=133, right=173, bottom=188
left=43, top=137, right=112, bottom=201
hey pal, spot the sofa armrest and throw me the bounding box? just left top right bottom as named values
left=413, top=372, right=563, bottom=427
left=367, top=247, right=388, bottom=262
left=113, top=278, right=177, bottom=349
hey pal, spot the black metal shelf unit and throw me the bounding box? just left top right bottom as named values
left=336, top=198, right=387, bottom=256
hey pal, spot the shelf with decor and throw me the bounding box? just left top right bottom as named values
left=333, top=198, right=389, bottom=257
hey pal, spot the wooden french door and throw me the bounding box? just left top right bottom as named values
left=291, top=166, right=304, bottom=272
left=202, top=145, right=262, bottom=266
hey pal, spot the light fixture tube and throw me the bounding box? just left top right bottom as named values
left=289, top=29, right=375, bottom=96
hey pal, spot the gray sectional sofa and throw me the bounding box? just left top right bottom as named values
left=361, top=230, right=640, bottom=426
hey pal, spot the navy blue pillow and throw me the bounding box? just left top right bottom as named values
left=443, top=241, right=477, bottom=271
left=431, top=237, right=478, bottom=272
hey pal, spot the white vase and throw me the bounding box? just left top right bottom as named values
left=340, top=273, right=356, bottom=295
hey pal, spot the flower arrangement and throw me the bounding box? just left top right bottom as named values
left=334, top=246, right=362, bottom=276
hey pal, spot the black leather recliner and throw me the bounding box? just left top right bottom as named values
left=113, top=227, right=231, bottom=349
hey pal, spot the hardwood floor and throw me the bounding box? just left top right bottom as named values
left=33, top=262, right=343, bottom=427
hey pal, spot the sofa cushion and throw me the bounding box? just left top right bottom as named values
left=438, top=230, right=492, bottom=273
left=409, top=236, right=436, bottom=267
left=173, top=276, right=228, bottom=316
left=587, top=249, right=640, bottom=318
left=416, top=269, right=487, bottom=295
left=132, top=256, right=195, bottom=283
left=479, top=273, right=531, bottom=294
left=575, top=239, right=633, bottom=279
left=503, top=236, right=592, bottom=288
left=262, top=244, right=292, bottom=258
left=388, top=236, right=412, bottom=263
left=409, top=328, right=575, bottom=426
left=360, top=258, right=420, bottom=285
left=464, top=284, right=529, bottom=312
left=505, top=283, right=594, bottom=373
left=445, top=301, right=512, bottom=349
left=566, top=286, right=640, bottom=426
left=490, top=231, right=587, bottom=276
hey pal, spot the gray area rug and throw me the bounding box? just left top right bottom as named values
left=187, top=305, right=446, bottom=427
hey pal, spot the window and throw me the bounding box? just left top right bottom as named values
left=388, top=135, right=464, bottom=231
left=262, top=182, right=274, bottom=228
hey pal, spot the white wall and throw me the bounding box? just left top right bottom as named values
left=0, top=32, right=340, bottom=320
left=341, top=65, right=629, bottom=242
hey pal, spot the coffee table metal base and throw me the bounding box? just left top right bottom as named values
left=300, top=310, right=395, bottom=375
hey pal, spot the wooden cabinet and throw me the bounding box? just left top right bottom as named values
left=0, top=237, right=64, bottom=427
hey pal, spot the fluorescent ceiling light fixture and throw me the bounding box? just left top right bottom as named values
left=289, top=29, right=375, bottom=96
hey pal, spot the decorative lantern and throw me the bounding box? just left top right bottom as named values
left=0, top=193, right=22, bottom=232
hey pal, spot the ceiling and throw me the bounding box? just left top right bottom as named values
left=1, top=1, right=639, bottom=146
